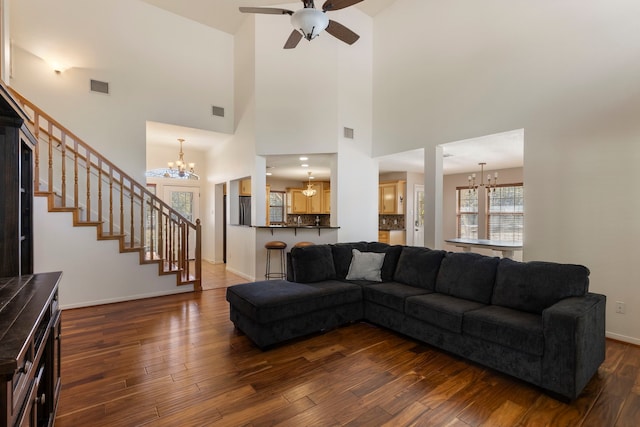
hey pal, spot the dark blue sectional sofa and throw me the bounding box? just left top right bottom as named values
left=226, top=242, right=606, bottom=401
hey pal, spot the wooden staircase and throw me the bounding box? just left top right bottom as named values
left=8, top=87, right=202, bottom=291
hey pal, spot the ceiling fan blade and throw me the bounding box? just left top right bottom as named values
left=239, top=7, right=294, bottom=15
left=326, top=20, right=360, bottom=45
left=322, top=0, right=364, bottom=12
left=284, top=30, right=303, bottom=49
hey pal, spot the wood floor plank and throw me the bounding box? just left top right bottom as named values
left=55, top=263, right=640, bottom=426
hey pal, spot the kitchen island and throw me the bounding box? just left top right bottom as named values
left=445, top=238, right=523, bottom=259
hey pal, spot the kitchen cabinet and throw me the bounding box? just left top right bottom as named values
left=287, top=181, right=329, bottom=214
left=239, top=178, right=251, bottom=196
left=323, top=188, right=331, bottom=214
left=378, top=230, right=406, bottom=245
left=288, top=188, right=308, bottom=214
left=379, top=181, right=405, bottom=215
left=307, top=183, right=323, bottom=214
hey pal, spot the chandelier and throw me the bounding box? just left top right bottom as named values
left=468, top=162, right=498, bottom=193
left=302, top=171, right=317, bottom=197
left=166, top=138, right=195, bottom=178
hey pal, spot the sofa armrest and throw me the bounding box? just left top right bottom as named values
left=541, top=292, right=606, bottom=400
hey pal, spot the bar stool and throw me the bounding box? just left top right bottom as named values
left=293, top=241, right=314, bottom=249
left=265, top=241, right=287, bottom=280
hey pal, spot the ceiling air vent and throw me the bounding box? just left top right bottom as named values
left=212, top=105, right=225, bottom=117
left=344, top=127, right=354, bottom=139
left=90, top=79, right=109, bottom=94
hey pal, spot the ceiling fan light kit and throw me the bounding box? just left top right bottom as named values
left=240, top=0, right=363, bottom=49
left=291, top=9, right=329, bottom=40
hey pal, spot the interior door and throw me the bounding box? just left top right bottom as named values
left=414, top=184, right=425, bottom=247
left=163, top=185, right=200, bottom=255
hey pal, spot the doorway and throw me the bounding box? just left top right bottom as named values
left=163, top=185, right=200, bottom=255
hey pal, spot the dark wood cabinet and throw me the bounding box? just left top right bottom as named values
left=0, top=85, right=35, bottom=278
left=0, top=84, right=61, bottom=426
left=0, top=273, right=62, bottom=427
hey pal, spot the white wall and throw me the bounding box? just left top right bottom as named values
left=205, top=14, right=259, bottom=274
left=10, top=0, right=234, bottom=183
left=33, top=197, right=191, bottom=309
left=251, top=4, right=377, bottom=242
left=374, top=0, right=640, bottom=343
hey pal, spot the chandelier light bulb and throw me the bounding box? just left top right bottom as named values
left=167, top=138, right=196, bottom=178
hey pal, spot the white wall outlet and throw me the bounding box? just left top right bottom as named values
left=615, top=301, right=625, bottom=314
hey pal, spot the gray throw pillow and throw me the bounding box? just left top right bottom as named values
left=345, top=249, right=386, bottom=282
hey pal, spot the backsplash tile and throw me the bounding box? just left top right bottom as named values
left=379, top=214, right=405, bottom=230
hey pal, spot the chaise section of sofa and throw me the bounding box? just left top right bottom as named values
left=226, top=242, right=606, bottom=401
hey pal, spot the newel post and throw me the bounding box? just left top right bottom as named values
left=194, top=219, right=202, bottom=291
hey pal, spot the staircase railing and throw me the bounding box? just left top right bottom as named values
left=8, top=88, right=201, bottom=291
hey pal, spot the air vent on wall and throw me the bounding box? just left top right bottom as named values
left=212, top=105, right=225, bottom=117
left=344, top=127, right=354, bottom=139
left=90, top=79, right=109, bottom=94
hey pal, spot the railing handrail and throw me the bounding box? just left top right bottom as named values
left=8, top=87, right=197, bottom=230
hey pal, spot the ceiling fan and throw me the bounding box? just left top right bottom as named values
left=239, top=0, right=364, bottom=49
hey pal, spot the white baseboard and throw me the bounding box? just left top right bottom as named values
left=225, top=267, right=254, bottom=282
left=606, top=331, right=640, bottom=345
left=59, top=287, right=194, bottom=310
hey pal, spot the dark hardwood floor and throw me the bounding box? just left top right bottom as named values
left=56, top=266, right=639, bottom=426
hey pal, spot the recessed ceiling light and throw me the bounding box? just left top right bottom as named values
left=299, top=156, right=309, bottom=161
left=266, top=172, right=272, bottom=176
left=301, top=164, right=309, bottom=167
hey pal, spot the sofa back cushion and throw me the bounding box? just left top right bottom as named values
left=331, top=242, right=369, bottom=279
left=492, top=258, right=590, bottom=314
left=366, top=242, right=403, bottom=282
left=435, top=252, right=499, bottom=304
left=290, top=244, right=336, bottom=283
left=393, top=246, right=446, bottom=290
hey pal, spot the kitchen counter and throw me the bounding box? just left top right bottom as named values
left=255, top=225, right=340, bottom=236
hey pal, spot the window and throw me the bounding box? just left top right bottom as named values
left=269, top=191, right=285, bottom=224
left=169, top=190, right=195, bottom=221
left=457, top=188, right=478, bottom=239
left=488, top=184, right=523, bottom=241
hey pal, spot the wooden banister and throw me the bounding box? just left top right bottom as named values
left=8, top=87, right=201, bottom=291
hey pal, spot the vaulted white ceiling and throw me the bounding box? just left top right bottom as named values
left=140, top=0, right=397, bottom=35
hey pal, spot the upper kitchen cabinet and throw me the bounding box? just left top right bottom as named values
left=239, top=178, right=252, bottom=196
left=323, top=185, right=331, bottom=214
left=379, top=181, right=406, bottom=215
left=287, top=181, right=329, bottom=214
left=288, top=188, right=307, bottom=214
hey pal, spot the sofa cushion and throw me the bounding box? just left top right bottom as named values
left=405, top=293, right=485, bottom=333
left=226, top=279, right=361, bottom=323
left=366, top=243, right=403, bottom=282
left=393, top=246, right=446, bottom=290
left=463, top=305, right=544, bottom=356
left=290, top=244, right=336, bottom=283
left=362, top=282, right=432, bottom=311
left=331, top=242, right=369, bottom=279
left=435, top=252, right=500, bottom=304
left=346, top=249, right=386, bottom=282
left=492, top=258, right=590, bottom=314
